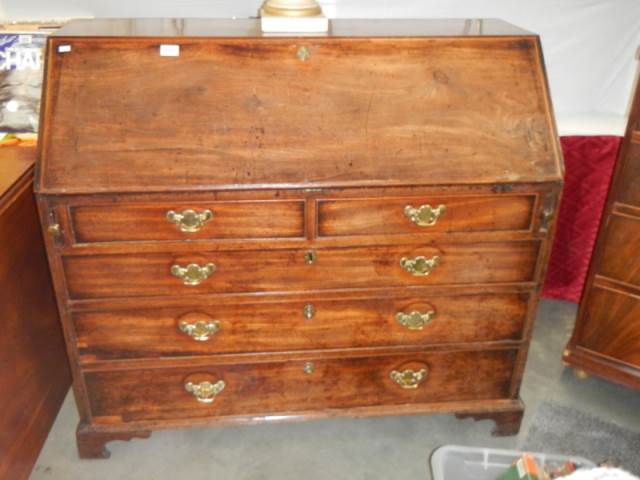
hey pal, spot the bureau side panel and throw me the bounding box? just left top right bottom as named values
left=0, top=176, right=71, bottom=480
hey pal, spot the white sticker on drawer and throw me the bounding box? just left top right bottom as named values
left=159, top=44, right=180, bottom=57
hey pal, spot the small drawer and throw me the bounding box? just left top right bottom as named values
left=84, top=348, right=517, bottom=423
left=62, top=241, right=540, bottom=300
left=69, top=200, right=305, bottom=243
left=73, top=293, right=529, bottom=361
left=317, top=195, right=535, bottom=237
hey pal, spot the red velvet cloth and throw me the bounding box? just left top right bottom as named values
left=541, top=135, right=622, bottom=303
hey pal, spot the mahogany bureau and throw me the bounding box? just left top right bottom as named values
left=34, top=18, right=563, bottom=458
left=563, top=67, right=640, bottom=389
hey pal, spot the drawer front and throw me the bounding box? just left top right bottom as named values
left=579, top=286, right=640, bottom=366
left=318, top=195, right=535, bottom=237
left=74, top=293, right=529, bottom=361
left=85, top=348, right=517, bottom=422
left=63, top=242, right=540, bottom=299
left=70, top=200, right=305, bottom=243
left=598, top=214, right=640, bottom=287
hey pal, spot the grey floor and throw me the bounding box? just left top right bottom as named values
left=31, top=300, right=640, bottom=480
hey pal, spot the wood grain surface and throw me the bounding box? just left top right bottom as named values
left=34, top=19, right=563, bottom=457
left=0, top=148, right=71, bottom=479
left=70, top=200, right=305, bottom=243
left=317, top=194, right=535, bottom=237
left=564, top=77, right=640, bottom=389
left=617, top=139, right=640, bottom=206
left=84, top=348, right=517, bottom=423
left=62, top=241, right=541, bottom=300
left=37, top=34, right=561, bottom=193
left=578, top=286, right=640, bottom=366
left=73, top=292, right=529, bottom=362
left=597, top=214, right=640, bottom=288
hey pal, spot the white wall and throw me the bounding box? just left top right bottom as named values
left=2, top=0, right=639, bottom=135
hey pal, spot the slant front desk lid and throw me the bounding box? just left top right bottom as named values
left=36, top=18, right=563, bottom=194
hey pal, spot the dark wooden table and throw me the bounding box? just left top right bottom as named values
left=0, top=146, right=71, bottom=479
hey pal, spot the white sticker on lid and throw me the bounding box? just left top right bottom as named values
left=57, top=44, right=72, bottom=53
left=159, top=44, right=180, bottom=57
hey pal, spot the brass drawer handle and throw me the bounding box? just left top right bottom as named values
left=184, top=380, right=225, bottom=403
left=395, top=310, right=435, bottom=330
left=47, top=223, right=62, bottom=237
left=400, top=255, right=440, bottom=277
left=166, top=209, right=213, bottom=233
left=179, top=320, right=221, bottom=341
left=404, top=204, right=446, bottom=227
left=390, top=368, right=428, bottom=389
left=170, top=263, right=216, bottom=286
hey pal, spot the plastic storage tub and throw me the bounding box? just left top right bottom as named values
left=430, top=445, right=596, bottom=480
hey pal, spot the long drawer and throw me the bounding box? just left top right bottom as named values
left=73, top=293, right=529, bottom=361
left=85, top=348, right=517, bottom=423
left=63, top=242, right=541, bottom=299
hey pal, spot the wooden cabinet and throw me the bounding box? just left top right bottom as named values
left=35, top=18, right=563, bottom=458
left=0, top=147, right=71, bottom=479
left=564, top=77, right=640, bottom=389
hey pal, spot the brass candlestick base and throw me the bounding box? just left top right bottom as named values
left=261, top=0, right=322, bottom=17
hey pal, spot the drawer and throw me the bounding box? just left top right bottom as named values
left=69, top=200, right=305, bottom=243
left=85, top=348, right=517, bottom=422
left=578, top=286, right=640, bottom=366
left=63, top=242, right=540, bottom=299
left=317, top=195, right=536, bottom=237
left=598, top=214, right=640, bottom=287
left=74, top=293, right=529, bottom=361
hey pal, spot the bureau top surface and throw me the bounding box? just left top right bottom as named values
left=36, top=19, right=562, bottom=194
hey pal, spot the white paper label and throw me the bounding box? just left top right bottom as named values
left=159, top=44, right=180, bottom=57
left=57, top=44, right=72, bottom=53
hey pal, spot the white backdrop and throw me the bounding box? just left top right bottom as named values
left=2, top=0, right=639, bottom=135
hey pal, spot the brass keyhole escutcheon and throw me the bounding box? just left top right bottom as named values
left=540, top=208, right=554, bottom=232
left=297, top=46, right=310, bottom=61
left=304, top=250, right=317, bottom=265
left=303, top=304, right=315, bottom=320
left=303, top=362, right=315, bottom=375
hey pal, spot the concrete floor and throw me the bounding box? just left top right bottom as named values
left=31, top=300, right=640, bottom=480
